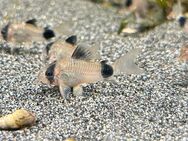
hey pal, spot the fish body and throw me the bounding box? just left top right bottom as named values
left=38, top=61, right=59, bottom=86
left=55, top=58, right=113, bottom=99
left=38, top=58, right=112, bottom=92
left=1, top=19, right=55, bottom=44
left=56, top=59, right=106, bottom=86
left=38, top=36, right=143, bottom=99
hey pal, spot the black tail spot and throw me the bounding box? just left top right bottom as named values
left=43, top=27, right=55, bottom=40
left=101, top=61, right=113, bottom=78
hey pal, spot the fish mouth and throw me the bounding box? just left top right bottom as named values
left=46, top=76, right=55, bottom=84
left=40, top=78, right=56, bottom=86
left=1, top=23, right=10, bottom=41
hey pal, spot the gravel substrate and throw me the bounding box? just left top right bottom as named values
left=0, top=0, right=188, bottom=141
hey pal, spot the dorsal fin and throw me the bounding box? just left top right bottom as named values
left=71, top=45, right=92, bottom=60
left=65, top=35, right=77, bottom=45
left=25, top=19, right=37, bottom=26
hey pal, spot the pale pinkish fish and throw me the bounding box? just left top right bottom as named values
left=38, top=40, right=144, bottom=100
left=0, top=18, right=55, bottom=44
left=43, top=35, right=77, bottom=64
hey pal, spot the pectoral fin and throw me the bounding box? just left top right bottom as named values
left=59, top=82, right=73, bottom=100
left=73, top=85, right=83, bottom=96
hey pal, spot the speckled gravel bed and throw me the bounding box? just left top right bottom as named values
left=0, top=0, right=188, bottom=141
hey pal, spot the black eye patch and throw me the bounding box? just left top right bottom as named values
left=1, top=23, right=10, bottom=41
left=45, top=62, right=56, bottom=83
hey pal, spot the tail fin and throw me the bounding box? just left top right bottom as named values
left=112, top=48, right=144, bottom=75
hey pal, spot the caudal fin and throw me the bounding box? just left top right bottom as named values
left=113, top=48, right=144, bottom=75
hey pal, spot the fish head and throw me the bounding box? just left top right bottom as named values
left=44, top=35, right=77, bottom=63
left=37, top=61, right=59, bottom=86
left=44, top=39, right=75, bottom=63
left=1, top=22, right=11, bottom=41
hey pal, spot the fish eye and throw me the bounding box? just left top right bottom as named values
left=45, top=62, right=56, bottom=79
left=45, top=70, right=53, bottom=77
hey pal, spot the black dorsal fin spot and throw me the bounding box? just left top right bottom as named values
left=65, top=35, right=77, bottom=45
left=25, top=18, right=37, bottom=26
left=43, top=27, right=55, bottom=40
left=45, top=61, right=56, bottom=84
left=1, top=23, right=10, bottom=41
left=71, top=45, right=92, bottom=60
left=101, top=61, right=113, bottom=78
left=46, top=42, right=54, bottom=55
